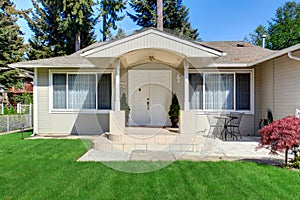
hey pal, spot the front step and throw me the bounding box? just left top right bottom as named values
left=93, top=134, right=218, bottom=153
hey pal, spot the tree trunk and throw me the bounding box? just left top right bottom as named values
left=103, top=14, right=107, bottom=42
left=75, top=32, right=81, bottom=52
left=285, top=148, right=289, bottom=166
left=157, top=0, right=163, bottom=31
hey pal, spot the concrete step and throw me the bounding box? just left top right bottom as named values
left=93, top=135, right=218, bottom=153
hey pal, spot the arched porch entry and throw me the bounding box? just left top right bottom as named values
left=120, top=48, right=185, bottom=127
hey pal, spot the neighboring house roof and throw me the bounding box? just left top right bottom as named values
left=200, top=41, right=275, bottom=67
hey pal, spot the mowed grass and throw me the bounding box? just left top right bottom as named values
left=0, top=132, right=300, bottom=200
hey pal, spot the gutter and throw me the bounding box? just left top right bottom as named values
left=288, top=51, right=300, bottom=61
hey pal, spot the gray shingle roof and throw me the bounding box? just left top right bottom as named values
left=200, top=41, right=275, bottom=65
left=9, top=31, right=276, bottom=68
left=9, top=55, right=95, bottom=68
left=9, top=42, right=107, bottom=68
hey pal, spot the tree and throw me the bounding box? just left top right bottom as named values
left=97, top=0, right=127, bottom=42
left=128, top=0, right=199, bottom=40
left=246, top=1, right=300, bottom=50
left=0, top=0, right=26, bottom=67
left=24, top=0, right=96, bottom=59
left=0, top=0, right=25, bottom=90
left=267, top=1, right=300, bottom=50
left=110, top=28, right=126, bottom=40
left=62, top=0, right=96, bottom=52
left=244, top=25, right=267, bottom=47
left=258, top=115, right=300, bottom=165
left=23, top=0, right=65, bottom=59
left=0, top=69, right=21, bottom=91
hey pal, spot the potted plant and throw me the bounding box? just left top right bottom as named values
left=168, top=93, right=180, bottom=128
left=120, top=93, right=130, bottom=125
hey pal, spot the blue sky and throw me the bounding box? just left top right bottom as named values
left=13, top=0, right=288, bottom=42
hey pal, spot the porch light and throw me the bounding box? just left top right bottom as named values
left=176, top=74, right=181, bottom=83
left=120, top=82, right=127, bottom=89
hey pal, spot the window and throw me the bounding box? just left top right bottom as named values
left=236, top=73, right=250, bottom=110
left=189, top=72, right=252, bottom=111
left=53, top=74, right=66, bottom=109
left=52, top=73, right=111, bottom=110
left=189, top=74, right=203, bottom=109
left=205, top=74, right=234, bottom=110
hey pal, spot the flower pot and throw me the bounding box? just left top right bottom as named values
left=170, top=116, right=179, bottom=128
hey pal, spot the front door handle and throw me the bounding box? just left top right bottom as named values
left=147, top=98, right=150, bottom=110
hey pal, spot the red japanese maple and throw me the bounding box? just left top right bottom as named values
left=258, top=116, right=300, bottom=154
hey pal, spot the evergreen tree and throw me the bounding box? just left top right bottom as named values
left=245, top=1, right=300, bottom=50
left=23, top=0, right=65, bottom=59
left=0, top=0, right=26, bottom=67
left=267, top=1, right=300, bottom=50
left=0, top=0, right=25, bottom=90
left=244, top=25, right=267, bottom=47
left=97, top=0, right=127, bottom=41
left=128, top=0, right=199, bottom=40
left=24, top=0, right=96, bottom=59
left=62, top=0, right=96, bottom=52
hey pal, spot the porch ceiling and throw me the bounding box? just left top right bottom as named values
left=120, top=48, right=184, bottom=68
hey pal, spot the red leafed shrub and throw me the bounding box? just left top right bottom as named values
left=258, top=116, right=300, bottom=154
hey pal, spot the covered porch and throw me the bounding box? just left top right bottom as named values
left=81, top=29, right=223, bottom=135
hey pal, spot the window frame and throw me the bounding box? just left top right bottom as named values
left=189, top=69, right=254, bottom=114
left=49, top=70, right=113, bottom=114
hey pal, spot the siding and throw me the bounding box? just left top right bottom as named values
left=254, top=64, right=262, bottom=134
left=256, top=50, right=300, bottom=125
left=88, top=33, right=218, bottom=58
left=273, top=53, right=300, bottom=119
left=36, top=68, right=109, bottom=135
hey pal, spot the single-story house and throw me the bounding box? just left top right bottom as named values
left=9, top=28, right=300, bottom=136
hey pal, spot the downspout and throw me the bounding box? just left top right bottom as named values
left=288, top=51, right=300, bottom=61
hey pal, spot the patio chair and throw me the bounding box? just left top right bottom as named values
left=226, top=112, right=244, bottom=139
left=205, top=112, right=221, bottom=138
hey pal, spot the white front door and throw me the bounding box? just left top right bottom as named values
left=128, top=70, right=172, bottom=127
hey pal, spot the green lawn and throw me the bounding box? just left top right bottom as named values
left=0, top=132, right=299, bottom=200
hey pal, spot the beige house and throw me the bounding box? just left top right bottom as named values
left=9, top=28, right=300, bottom=136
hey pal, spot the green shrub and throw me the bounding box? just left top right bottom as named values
left=168, top=94, right=180, bottom=117
left=9, top=107, right=16, bottom=115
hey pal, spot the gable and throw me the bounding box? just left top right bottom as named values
left=81, top=29, right=224, bottom=59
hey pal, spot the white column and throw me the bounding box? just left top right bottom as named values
left=115, top=59, right=121, bottom=111
left=33, top=68, right=38, bottom=134
left=184, top=60, right=189, bottom=111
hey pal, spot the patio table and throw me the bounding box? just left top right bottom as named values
left=214, top=115, right=238, bottom=141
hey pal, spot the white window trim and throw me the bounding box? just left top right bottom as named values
left=189, top=69, right=254, bottom=114
left=49, top=69, right=113, bottom=114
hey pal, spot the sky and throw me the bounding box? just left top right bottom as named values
left=13, top=0, right=289, bottom=42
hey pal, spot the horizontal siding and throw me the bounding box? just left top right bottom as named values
left=274, top=54, right=300, bottom=119
left=90, top=33, right=215, bottom=58
left=37, top=68, right=50, bottom=130
left=254, top=64, right=262, bottom=134
left=260, top=60, right=274, bottom=113
left=258, top=51, right=300, bottom=122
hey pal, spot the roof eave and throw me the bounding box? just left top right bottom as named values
left=208, top=63, right=248, bottom=67
left=249, top=43, right=300, bottom=66
left=8, top=64, right=95, bottom=68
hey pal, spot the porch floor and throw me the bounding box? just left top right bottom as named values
left=78, top=127, right=284, bottom=164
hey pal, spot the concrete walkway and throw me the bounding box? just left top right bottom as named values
left=78, top=136, right=284, bottom=165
